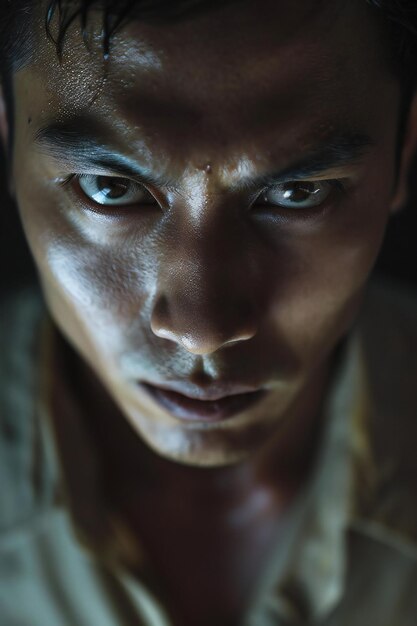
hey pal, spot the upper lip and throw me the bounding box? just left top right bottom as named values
left=140, top=380, right=265, bottom=402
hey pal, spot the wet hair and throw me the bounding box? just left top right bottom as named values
left=0, top=0, right=416, bottom=137
left=0, top=0, right=417, bottom=90
left=0, top=0, right=237, bottom=75
left=0, top=1, right=416, bottom=83
left=0, top=0, right=236, bottom=153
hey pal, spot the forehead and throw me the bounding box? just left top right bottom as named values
left=17, top=0, right=396, bottom=174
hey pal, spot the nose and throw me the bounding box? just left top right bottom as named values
left=150, top=230, right=259, bottom=355
left=151, top=293, right=257, bottom=355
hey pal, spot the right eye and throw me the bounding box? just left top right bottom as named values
left=255, top=180, right=336, bottom=210
left=77, top=174, right=157, bottom=207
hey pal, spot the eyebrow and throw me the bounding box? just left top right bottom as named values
left=249, top=133, right=373, bottom=190
left=34, top=117, right=174, bottom=188
left=34, top=115, right=373, bottom=189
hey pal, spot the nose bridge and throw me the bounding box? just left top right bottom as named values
left=150, top=215, right=258, bottom=355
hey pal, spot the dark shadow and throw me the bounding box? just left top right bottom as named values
left=0, top=144, right=416, bottom=296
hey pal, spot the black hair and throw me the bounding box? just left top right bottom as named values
left=0, top=0, right=236, bottom=156
left=0, top=1, right=416, bottom=81
left=42, top=0, right=238, bottom=62
left=0, top=0, right=238, bottom=75
left=0, top=0, right=416, bottom=141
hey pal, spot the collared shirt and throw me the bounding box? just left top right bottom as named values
left=1, top=279, right=417, bottom=625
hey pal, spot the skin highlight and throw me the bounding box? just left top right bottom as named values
left=2, top=1, right=417, bottom=623
left=10, top=0, right=400, bottom=463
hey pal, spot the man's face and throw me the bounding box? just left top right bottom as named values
left=7, top=0, right=402, bottom=465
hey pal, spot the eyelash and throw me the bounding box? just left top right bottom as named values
left=254, top=179, right=347, bottom=218
left=60, top=174, right=150, bottom=217
left=61, top=173, right=347, bottom=219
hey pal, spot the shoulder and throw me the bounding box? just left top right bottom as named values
left=0, top=285, right=45, bottom=424
left=0, top=286, right=48, bottom=533
left=355, top=276, right=417, bottom=547
left=359, top=277, right=417, bottom=416
left=358, top=276, right=417, bottom=426
left=360, top=276, right=417, bottom=348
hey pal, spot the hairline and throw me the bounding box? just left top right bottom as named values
left=0, top=0, right=415, bottom=165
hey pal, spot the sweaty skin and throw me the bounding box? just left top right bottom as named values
left=10, top=0, right=400, bottom=464
left=2, top=0, right=413, bottom=623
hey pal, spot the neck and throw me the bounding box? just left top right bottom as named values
left=55, top=328, right=336, bottom=513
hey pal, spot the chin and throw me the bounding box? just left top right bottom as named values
left=135, top=419, right=273, bottom=468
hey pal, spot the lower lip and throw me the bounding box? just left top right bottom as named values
left=139, top=383, right=267, bottom=423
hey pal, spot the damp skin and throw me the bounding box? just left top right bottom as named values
left=6, top=0, right=405, bottom=472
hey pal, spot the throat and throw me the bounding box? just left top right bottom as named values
left=118, top=471, right=295, bottom=626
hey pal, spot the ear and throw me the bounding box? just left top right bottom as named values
left=0, top=84, right=15, bottom=198
left=391, top=91, right=417, bottom=214
left=0, top=84, right=8, bottom=153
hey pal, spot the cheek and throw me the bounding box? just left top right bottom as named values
left=15, top=186, right=158, bottom=362
left=15, top=147, right=393, bottom=382
left=264, top=175, right=393, bottom=361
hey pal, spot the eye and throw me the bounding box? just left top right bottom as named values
left=77, top=174, right=157, bottom=206
left=255, top=180, right=335, bottom=210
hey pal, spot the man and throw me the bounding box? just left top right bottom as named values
left=1, top=0, right=417, bottom=624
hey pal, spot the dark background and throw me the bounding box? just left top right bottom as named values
left=1, top=151, right=417, bottom=296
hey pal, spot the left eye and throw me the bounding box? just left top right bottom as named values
left=255, top=180, right=334, bottom=209
left=77, top=174, right=157, bottom=206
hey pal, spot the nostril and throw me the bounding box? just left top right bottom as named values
left=150, top=294, right=171, bottom=339
left=150, top=291, right=258, bottom=354
left=151, top=327, right=177, bottom=342
left=153, top=323, right=257, bottom=356
left=178, top=333, right=243, bottom=356
left=223, top=333, right=256, bottom=348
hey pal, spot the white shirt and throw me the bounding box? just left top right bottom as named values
left=1, top=279, right=417, bottom=625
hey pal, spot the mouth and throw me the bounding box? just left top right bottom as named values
left=139, top=383, right=267, bottom=423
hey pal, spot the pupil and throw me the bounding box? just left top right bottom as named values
left=283, top=181, right=317, bottom=203
left=97, top=177, right=129, bottom=199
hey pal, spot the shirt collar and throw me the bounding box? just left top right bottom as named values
left=40, top=317, right=371, bottom=622
left=256, top=281, right=417, bottom=624
left=249, top=328, right=373, bottom=624
left=39, top=282, right=417, bottom=623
